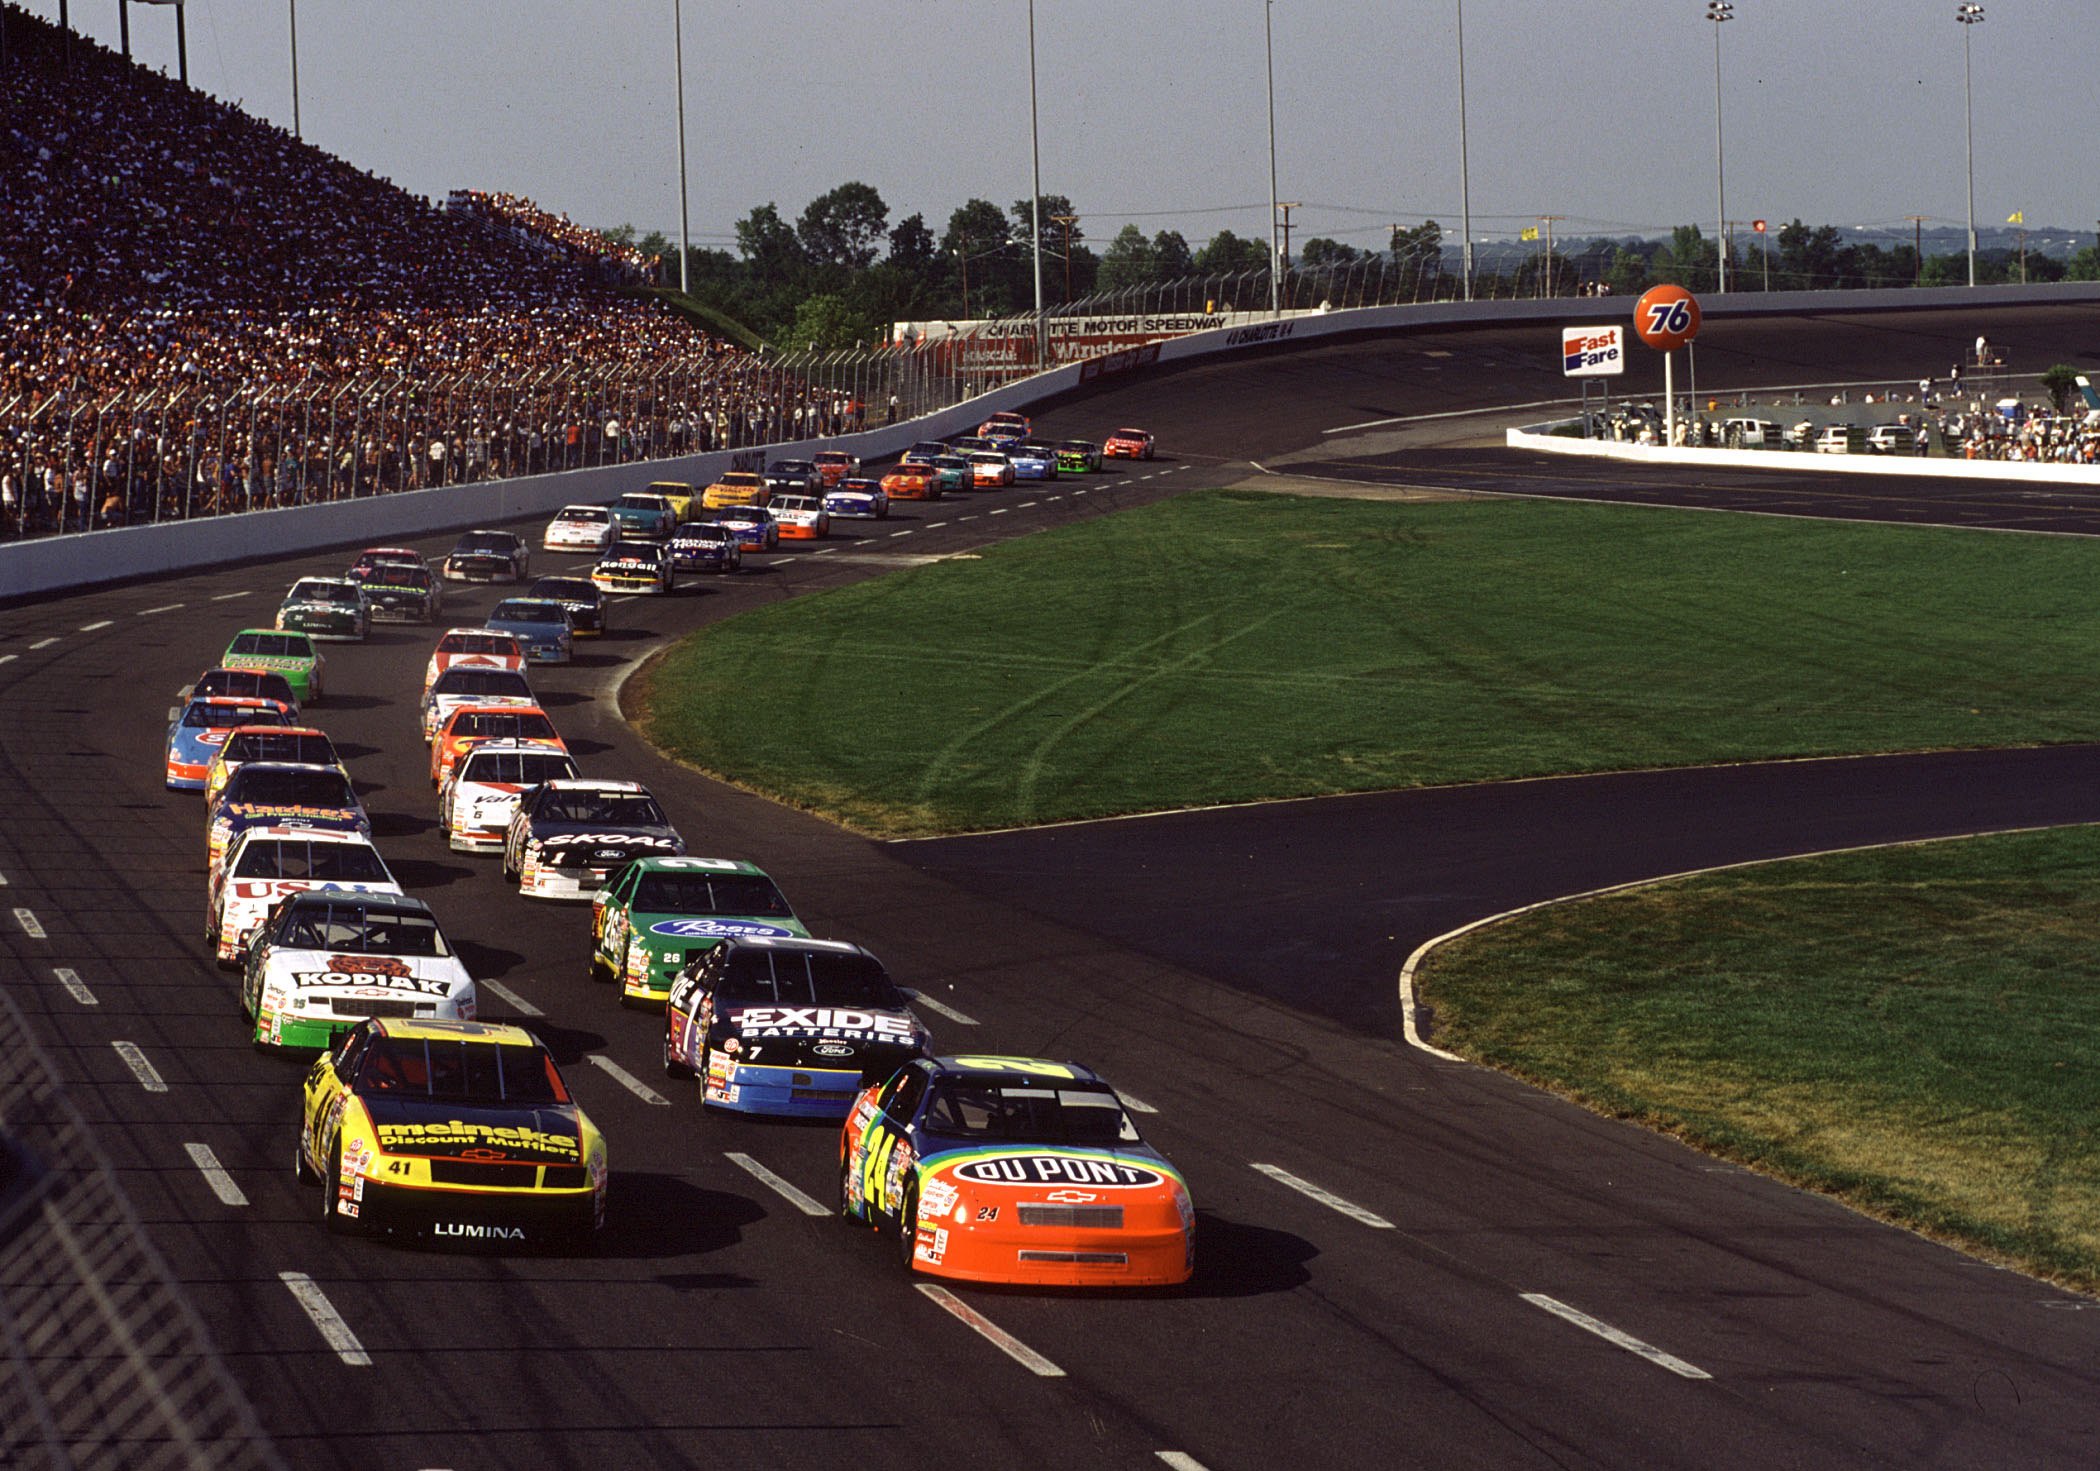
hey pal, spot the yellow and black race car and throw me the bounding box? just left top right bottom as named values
left=297, top=1017, right=606, bottom=1248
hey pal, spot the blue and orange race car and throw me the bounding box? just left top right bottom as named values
left=839, top=1055, right=1194, bottom=1287
left=165, top=695, right=293, bottom=791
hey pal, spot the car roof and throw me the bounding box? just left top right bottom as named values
left=928, top=1055, right=1107, bottom=1086
left=365, top=1017, right=538, bottom=1045
left=721, top=934, right=864, bottom=955
left=224, top=724, right=329, bottom=739
left=629, top=855, right=763, bottom=875
left=539, top=778, right=646, bottom=793
left=231, top=824, right=374, bottom=846
left=281, top=889, right=430, bottom=915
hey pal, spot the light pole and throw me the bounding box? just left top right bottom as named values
left=1264, top=0, right=1281, bottom=318
left=1456, top=0, right=1473, bottom=300
left=672, top=0, right=691, bottom=292
left=1027, top=0, right=1045, bottom=364
left=1706, top=1, right=1731, bottom=295
left=1051, top=213, right=1079, bottom=302
left=288, top=0, right=300, bottom=139
left=1958, top=4, right=1984, bottom=288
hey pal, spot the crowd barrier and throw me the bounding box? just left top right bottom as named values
left=1506, top=422, right=2100, bottom=486
left=8, top=280, right=2100, bottom=603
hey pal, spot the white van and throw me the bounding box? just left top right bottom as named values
left=1815, top=424, right=1861, bottom=454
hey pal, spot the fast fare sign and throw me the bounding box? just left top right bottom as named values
left=1561, top=326, right=1624, bottom=377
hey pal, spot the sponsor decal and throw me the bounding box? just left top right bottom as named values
left=953, top=1156, right=1163, bottom=1189
left=1045, top=1189, right=1099, bottom=1204
left=974, top=1205, right=1000, bottom=1221
left=649, top=918, right=796, bottom=940
left=731, top=1006, right=914, bottom=1041
left=920, top=1177, right=959, bottom=1217
left=228, top=802, right=355, bottom=823
left=433, top=1222, right=525, bottom=1240
left=375, top=1120, right=579, bottom=1158
left=1561, top=325, right=1625, bottom=378
left=1077, top=342, right=1163, bottom=383
left=1225, top=321, right=1295, bottom=348
left=289, top=969, right=451, bottom=994
left=811, top=1041, right=855, bottom=1059
left=539, top=833, right=677, bottom=848
left=330, top=955, right=410, bottom=978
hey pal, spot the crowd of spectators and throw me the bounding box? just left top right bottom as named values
left=1944, top=406, right=2100, bottom=463
left=0, top=6, right=879, bottom=539
left=446, top=190, right=659, bottom=284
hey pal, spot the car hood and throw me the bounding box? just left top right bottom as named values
left=634, top=912, right=807, bottom=947
left=359, top=1097, right=584, bottom=1162
left=265, top=948, right=471, bottom=996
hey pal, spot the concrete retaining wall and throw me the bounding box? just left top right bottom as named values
left=11, top=280, right=2100, bottom=601
left=1506, top=422, right=2100, bottom=486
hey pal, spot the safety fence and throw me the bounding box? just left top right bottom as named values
left=0, top=989, right=282, bottom=1471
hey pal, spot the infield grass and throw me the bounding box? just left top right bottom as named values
left=634, top=490, right=2100, bottom=836
left=1415, top=825, right=2100, bottom=1291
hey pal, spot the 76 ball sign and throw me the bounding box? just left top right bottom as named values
left=1632, top=285, right=1701, bottom=351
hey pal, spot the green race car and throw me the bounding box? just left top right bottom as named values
left=589, top=856, right=808, bottom=1006
left=222, top=628, right=326, bottom=703
left=1056, top=439, right=1102, bottom=474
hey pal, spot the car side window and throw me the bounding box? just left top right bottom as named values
left=334, top=1028, right=368, bottom=1083
left=879, top=1066, right=927, bottom=1124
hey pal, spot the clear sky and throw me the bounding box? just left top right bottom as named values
left=26, top=0, right=2098, bottom=255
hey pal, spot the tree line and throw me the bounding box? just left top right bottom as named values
left=603, top=183, right=2100, bottom=348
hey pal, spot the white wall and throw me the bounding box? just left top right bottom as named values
left=1507, top=423, right=2100, bottom=486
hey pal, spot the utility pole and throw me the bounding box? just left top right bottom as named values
left=1903, top=214, right=1927, bottom=282
left=1538, top=214, right=1564, bottom=296
left=1051, top=214, right=1079, bottom=303
left=672, top=0, right=690, bottom=292
left=288, top=0, right=300, bottom=139
left=1277, top=201, right=1301, bottom=309
left=119, top=0, right=130, bottom=59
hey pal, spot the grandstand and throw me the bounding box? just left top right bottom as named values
left=0, top=4, right=847, bottom=537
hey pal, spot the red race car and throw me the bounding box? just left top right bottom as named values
left=1102, top=427, right=1155, bottom=460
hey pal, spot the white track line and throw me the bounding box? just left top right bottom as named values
left=0, top=870, right=6, bottom=883
left=1018, top=501, right=1038, bottom=508
left=989, top=508, right=1010, bottom=516
left=890, top=529, right=914, bottom=538
left=1072, top=487, right=1088, bottom=495
left=210, top=590, right=249, bottom=601
left=78, top=620, right=112, bottom=632
left=1520, top=1293, right=1712, bottom=1380
left=278, top=1273, right=371, bottom=1366
left=112, top=1041, right=168, bottom=1093
left=958, top=514, right=979, bottom=521
left=183, top=1143, right=249, bottom=1207
left=724, top=1152, right=830, bottom=1217
left=927, top=521, right=948, bottom=528
left=1157, top=1455, right=1212, bottom=1471
left=29, top=637, right=58, bottom=650
left=14, top=907, right=45, bottom=938
left=915, top=1283, right=1065, bottom=1377
left=909, top=993, right=978, bottom=1026
left=1249, top=1162, right=1394, bottom=1229
left=587, top=1054, right=669, bottom=1105
left=476, top=977, right=543, bottom=1017
left=0, top=654, right=14, bottom=666
left=53, top=967, right=97, bottom=1005
left=139, top=603, right=184, bottom=616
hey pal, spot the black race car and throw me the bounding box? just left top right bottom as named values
left=358, top=561, right=444, bottom=623
left=502, top=779, right=684, bottom=901
left=443, top=530, right=531, bottom=583
left=527, top=575, right=608, bottom=636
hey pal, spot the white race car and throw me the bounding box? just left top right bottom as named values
left=238, top=891, right=477, bottom=1051
left=207, top=827, right=403, bottom=967
left=422, top=627, right=525, bottom=696
left=438, top=741, right=580, bottom=853
left=543, top=504, right=616, bottom=554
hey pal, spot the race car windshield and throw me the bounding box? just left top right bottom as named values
left=540, top=791, right=667, bottom=825
left=560, top=509, right=610, bottom=523
left=229, top=633, right=313, bottom=657
left=186, top=703, right=287, bottom=729
left=234, top=839, right=390, bottom=882
left=633, top=873, right=791, bottom=917
left=291, top=581, right=356, bottom=603
left=491, top=602, right=565, bottom=624
left=615, top=497, right=667, bottom=511
left=226, top=732, right=334, bottom=764
left=193, top=671, right=296, bottom=702
left=717, top=949, right=901, bottom=1009
left=229, top=769, right=356, bottom=806
left=434, top=669, right=533, bottom=698
left=359, top=1037, right=567, bottom=1104
left=439, top=634, right=516, bottom=655
left=461, top=751, right=577, bottom=785
left=677, top=526, right=732, bottom=542
left=280, top=903, right=446, bottom=956
left=458, top=711, right=557, bottom=742
left=369, top=566, right=432, bottom=588
left=531, top=579, right=597, bottom=600
left=925, top=1083, right=1141, bottom=1145
left=454, top=534, right=509, bottom=553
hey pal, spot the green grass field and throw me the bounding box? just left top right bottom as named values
left=635, top=489, right=2100, bottom=836
left=1414, top=826, right=2100, bottom=1290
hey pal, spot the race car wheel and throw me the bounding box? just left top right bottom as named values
left=890, top=1185, right=915, bottom=1277
left=662, top=1030, right=692, bottom=1080
left=321, top=1141, right=347, bottom=1233
left=295, top=1128, right=318, bottom=1184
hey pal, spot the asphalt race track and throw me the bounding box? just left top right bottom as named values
left=4, top=301, right=2100, bottom=1469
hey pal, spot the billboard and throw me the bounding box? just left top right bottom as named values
left=1561, top=326, right=1625, bottom=377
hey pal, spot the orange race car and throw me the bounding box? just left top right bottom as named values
left=880, top=462, right=940, bottom=501
left=428, top=703, right=566, bottom=788
left=840, top=1055, right=1194, bottom=1288
left=813, top=450, right=860, bottom=487
left=1102, top=427, right=1155, bottom=459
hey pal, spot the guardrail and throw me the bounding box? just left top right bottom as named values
left=0, top=988, right=283, bottom=1471
left=7, top=280, right=2100, bottom=604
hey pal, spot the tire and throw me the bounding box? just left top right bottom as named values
left=662, top=1027, right=692, bottom=1079
left=295, top=1125, right=318, bottom=1184
left=321, top=1141, right=347, bottom=1233
left=894, top=1181, right=919, bottom=1272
